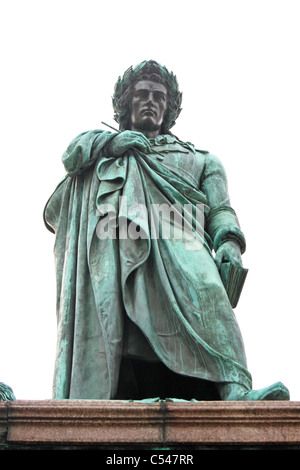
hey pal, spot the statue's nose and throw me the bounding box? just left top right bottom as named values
left=146, top=92, right=154, bottom=103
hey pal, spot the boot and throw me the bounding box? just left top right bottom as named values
left=217, top=381, right=290, bottom=401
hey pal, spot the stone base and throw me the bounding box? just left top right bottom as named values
left=1, top=400, right=300, bottom=450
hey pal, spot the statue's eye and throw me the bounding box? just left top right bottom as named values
left=154, top=92, right=166, bottom=102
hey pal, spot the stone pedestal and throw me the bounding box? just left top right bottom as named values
left=1, top=400, right=300, bottom=450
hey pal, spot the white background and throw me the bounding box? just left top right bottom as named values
left=1, top=0, right=299, bottom=400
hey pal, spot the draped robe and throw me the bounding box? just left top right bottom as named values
left=44, top=130, right=252, bottom=399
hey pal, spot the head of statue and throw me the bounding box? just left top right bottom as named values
left=112, top=60, right=182, bottom=135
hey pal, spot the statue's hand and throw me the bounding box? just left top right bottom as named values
left=108, top=131, right=152, bottom=157
left=214, top=240, right=243, bottom=271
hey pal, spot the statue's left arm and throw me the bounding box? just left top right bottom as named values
left=201, top=153, right=246, bottom=269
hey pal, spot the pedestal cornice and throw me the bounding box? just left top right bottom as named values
left=1, top=400, right=300, bottom=449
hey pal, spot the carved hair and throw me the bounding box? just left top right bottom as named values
left=112, top=60, right=182, bottom=134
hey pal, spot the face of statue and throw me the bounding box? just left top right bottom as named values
left=130, top=80, right=168, bottom=136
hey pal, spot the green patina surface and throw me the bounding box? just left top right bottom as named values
left=43, top=60, right=289, bottom=402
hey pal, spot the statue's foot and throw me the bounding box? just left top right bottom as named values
left=225, top=382, right=290, bottom=401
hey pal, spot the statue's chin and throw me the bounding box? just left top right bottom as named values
left=132, top=118, right=161, bottom=134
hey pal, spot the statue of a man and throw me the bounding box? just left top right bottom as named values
left=44, top=60, right=289, bottom=401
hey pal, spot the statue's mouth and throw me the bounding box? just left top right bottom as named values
left=142, top=108, right=156, bottom=116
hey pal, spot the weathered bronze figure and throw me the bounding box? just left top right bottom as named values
left=44, top=60, right=289, bottom=401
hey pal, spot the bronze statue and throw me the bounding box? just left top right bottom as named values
left=44, top=60, right=289, bottom=401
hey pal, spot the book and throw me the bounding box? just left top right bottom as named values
left=220, top=262, right=248, bottom=309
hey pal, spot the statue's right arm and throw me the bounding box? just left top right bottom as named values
left=61, top=129, right=151, bottom=177
left=62, top=130, right=116, bottom=176
left=98, top=130, right=151, bottom=158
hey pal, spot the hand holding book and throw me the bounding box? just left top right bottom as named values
left=215, top=240, right=248, bottom=308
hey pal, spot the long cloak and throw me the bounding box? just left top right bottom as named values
left=44, top=130, right=252, bottom=399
